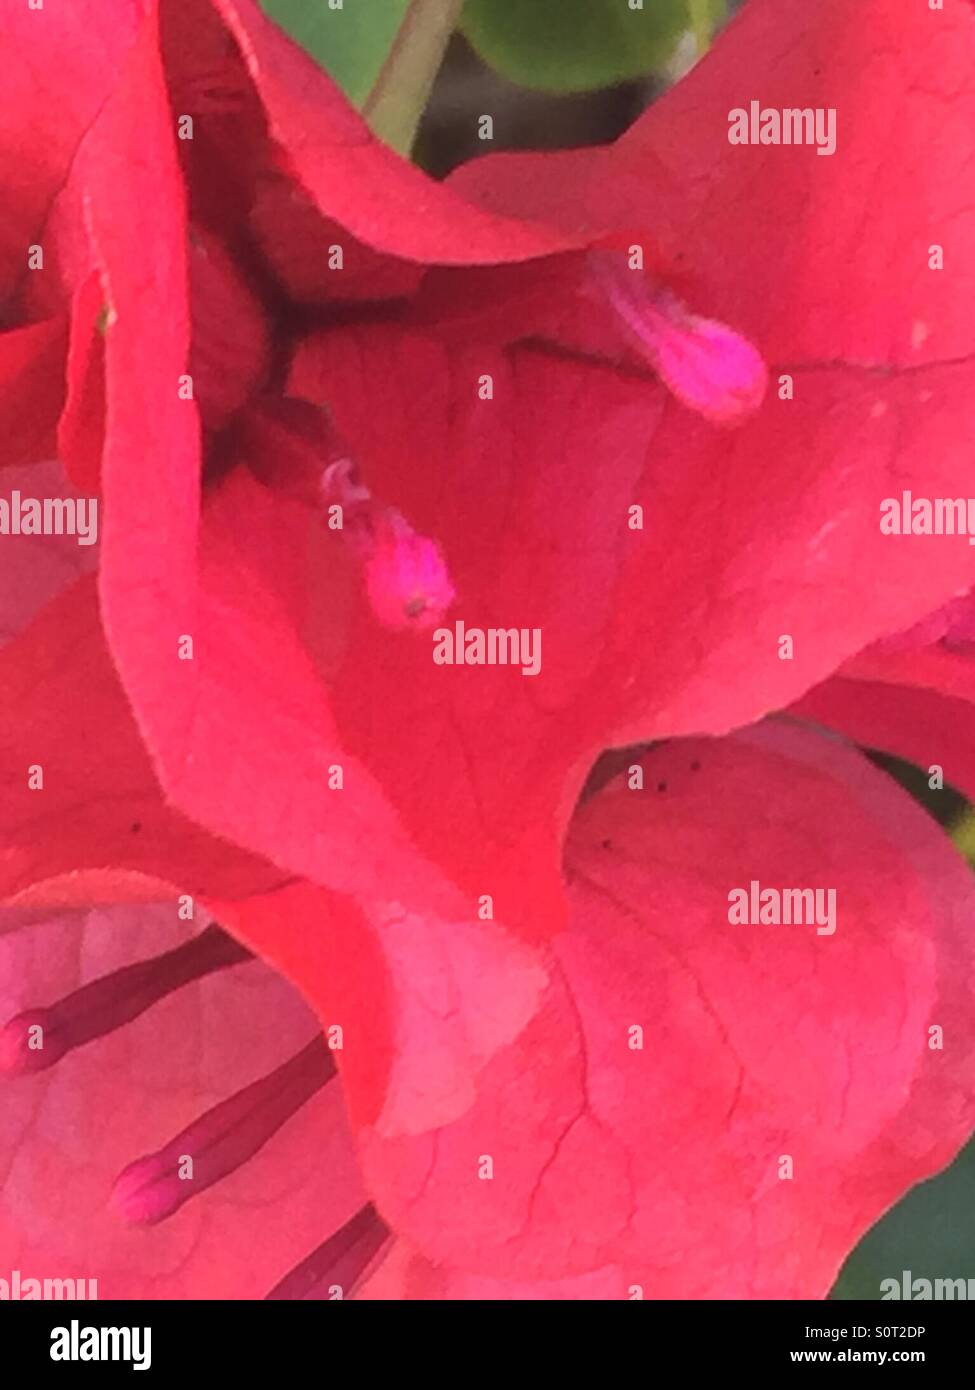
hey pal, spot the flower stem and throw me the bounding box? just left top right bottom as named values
left=688, top=0, right=723, bottom=57
left=362, top=0, right=465, bottom=156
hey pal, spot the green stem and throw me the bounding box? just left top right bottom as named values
left=362, top=0, right=465, bottom=155
left=688, top=0, right=723, bottom=56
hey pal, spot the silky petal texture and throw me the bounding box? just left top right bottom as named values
left=37, top=0, right=610, bottom=951
left=63, top=0, right=975, bottom=948
left=356, top=1239, right=623, bottom=1301
left=210, top=875, right=550, bottom=1141
left=1, top=0, right=968, bottom=1301
left=64, top=1, right=545, bottom=934
left=0, top=320, right=67, bottom=468
left=205, top=0, right=581, bottom=264
left=72, top=7, right=409, bottom=910
left=0, top=577, right=285, bottom=915
left=792, top=639, right=975, bottom=803
left=285, top=325, right=975, bottom=930
left=296, top=722, right=974, bottom=1297
left=443, top=0, right=975, bottom=711
left=0, top=461, right=97, bottom=645
left=0, top=903, right=366, bottom=1298
left=234, top=344, right=656, bottom=936
left=0, top=0, right=141, bottom=282
left=449, top=0, right=975, bottom=365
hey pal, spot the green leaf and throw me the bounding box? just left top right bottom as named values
left=460, top=0, right=713, bottom=94
left=258, top=0, right=411, bottom=107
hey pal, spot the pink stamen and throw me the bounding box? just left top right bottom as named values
left=0, top=926, right=250, bottom=1076
left=264, top=1204, right=390, bottom=1300
left=590, top=252, right=767, bottom=425
left=322, top=459, right=455, bottom=631
left=110, top=1038, right=336, bottom=1225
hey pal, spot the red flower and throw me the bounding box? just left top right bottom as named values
left=1, top=0, right=974, bottom=1297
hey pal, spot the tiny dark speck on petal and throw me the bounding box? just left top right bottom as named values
left=690, top=760, right=701, bottom=772
left=601, top=839, right=612, bottom=850
left=657, top=781, right=667, bottom=793
left=131, top=822, right=142, bottom=833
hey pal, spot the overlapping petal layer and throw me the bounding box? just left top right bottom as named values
left=218, top=722, right=975, bottom=1296
left=0, top=904, right=365, bottom=1298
